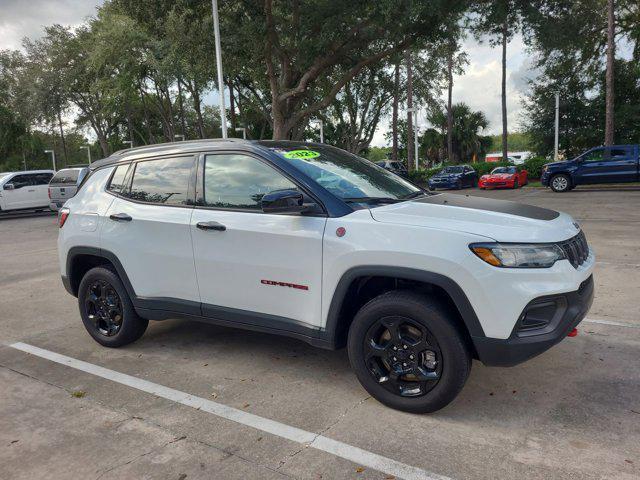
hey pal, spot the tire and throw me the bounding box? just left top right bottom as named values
left=78, top=266, right=148, bottom=347
left=455, top=180, right=462, bottom=190
left=347, top=290, right=471, bottom=413
left=550, top=174, right=571, bottom=192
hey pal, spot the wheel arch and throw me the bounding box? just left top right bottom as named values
left=66, top=246, right=137, bottom=300
left=325, top=266, right=485, bottom=350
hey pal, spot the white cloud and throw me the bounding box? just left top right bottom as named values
left=0, top=0, right=103, bottom=51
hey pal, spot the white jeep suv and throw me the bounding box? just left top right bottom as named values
left=58, top=140, right=594, bottom=412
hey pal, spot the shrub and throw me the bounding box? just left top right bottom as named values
left=523, top=156, right=549, bottom=179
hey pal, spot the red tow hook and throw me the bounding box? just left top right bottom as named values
left=567, top=328, right=578, bottom=337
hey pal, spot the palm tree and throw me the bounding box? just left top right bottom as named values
left=425, top=103, right=489, bottom=163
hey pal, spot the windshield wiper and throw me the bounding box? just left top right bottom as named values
left=401, top=190, right=429, bottom=200
left=343, top=196, right=401, bottom=204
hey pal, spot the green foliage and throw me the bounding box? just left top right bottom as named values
left=522, top=156, right=548, bottom=179
left=364, top=146, right=391, bottom=162
left=487, top=132, right=534, bottom=152
left=523, top=58, right=640, bottom=157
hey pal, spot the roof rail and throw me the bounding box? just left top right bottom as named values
left=112, top=138, right=248, bottom=156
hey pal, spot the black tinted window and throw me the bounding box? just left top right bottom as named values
left=203, top=154, right=297, bottom=210
left=126, top=157, right=194, bottom=205
left=107, top=164, right=130, bottom=194
left=10, top=175, right=32, bottom=188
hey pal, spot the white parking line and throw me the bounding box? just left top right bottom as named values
left=583, top=318, right=639, bottom=328
left=9, top=342, right=451, bottom=480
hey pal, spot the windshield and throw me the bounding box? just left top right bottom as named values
left=261, top=143, right=422, bottom=204
left=0, top=173, right=9, bottom=181
left=491, top=167, right=516, bottom=174
left=442, top=166, right=463, bottom=174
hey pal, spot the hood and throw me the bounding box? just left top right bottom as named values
left=544, top=161, right=567, bottom=169
left=486, top=173, right=515, bottom=179
left=369, top=193, right=580, bottom=243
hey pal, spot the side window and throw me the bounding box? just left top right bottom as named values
left=125, top=156, right=194, bottom=205
left=10, top=175, right=32, bottom=189
left=582, top=148, right=605, bottom=162
left=107, top=164, right=131, bottom=194
left=202, top=154, right=297, bottom=210
left=607, top=148, right=629, bottom=159
left=33, top=173, right=53, bottom=185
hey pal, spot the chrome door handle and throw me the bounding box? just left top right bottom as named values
left=196, top=221, right=226, bottom=231
left=109, top=213, right=132, bottom=222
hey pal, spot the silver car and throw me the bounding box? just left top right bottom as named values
left=48, top=167, right=90, bottom=211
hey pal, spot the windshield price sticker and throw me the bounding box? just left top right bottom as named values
left=283, top=150, right=320, bottom=159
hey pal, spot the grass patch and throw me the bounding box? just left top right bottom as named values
left=70, top=390, right=86, bottom=398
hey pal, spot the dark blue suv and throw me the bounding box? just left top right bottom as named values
left=541, top=145, right=640, bottom=192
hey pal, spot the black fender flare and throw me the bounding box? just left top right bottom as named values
left=324, top=266, right=486, bottom=346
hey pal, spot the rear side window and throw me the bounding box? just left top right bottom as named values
left=50, top=169, right=80, bottom=185
left=107, top=164, right=130, bottom=194
left=126, top=156, right=194, bottom=205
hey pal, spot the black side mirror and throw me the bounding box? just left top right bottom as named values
left=3, top=183, right=14, bottom=190
left=261, top=189, right=307, bottom=214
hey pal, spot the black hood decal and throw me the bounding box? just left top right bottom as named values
left=414, top=193, right=560, bottom=221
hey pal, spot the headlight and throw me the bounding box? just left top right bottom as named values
left=470, top=243, right=566, bottom=268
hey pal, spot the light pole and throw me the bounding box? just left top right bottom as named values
left=407, top=108, right=419, bottom=170
left=554, top=92, right=560, bottom=161
left=80, top=145, right=91, bottom=164
left=44, top=150, right=57, bottom=172
left=174, top=134, right=185, bottom=142
left=211, top=0, right=227, bottom=139
left=235, top=127, right=247, bottom=139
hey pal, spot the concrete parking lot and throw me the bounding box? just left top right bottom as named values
left=1, top=188, right=639, bottom=480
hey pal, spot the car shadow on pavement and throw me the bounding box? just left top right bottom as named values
left=138, top=319, right=639, bottom=431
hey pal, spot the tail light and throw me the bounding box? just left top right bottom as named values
left=58, top=207, right=70, bottom=228
left=48, top=187, right=51, bottom=199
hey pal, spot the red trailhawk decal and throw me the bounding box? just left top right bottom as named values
left=261, top=279, right=309, bottom=291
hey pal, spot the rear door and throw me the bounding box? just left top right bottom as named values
left=575, top=147, right=637, bottom=184
left=190, top=152, right=326, bottom=329
left=30, top=172, right=53, bottom=207
left=101, top=156, right=200, bottom=309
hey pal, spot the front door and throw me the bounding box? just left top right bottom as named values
left=3, top=174, right=33, bottom=210
left=190, top=152, right=326, bottom=329
left=100, top=156, right=201, bottom=309
left=574, top=147, right=636, bottom=184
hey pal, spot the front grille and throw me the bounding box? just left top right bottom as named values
left=558, top=231, right=589, bottom=268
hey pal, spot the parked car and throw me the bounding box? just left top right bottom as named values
left=0, top=170, right=54, bottom=212
left=541, top=144, right=640, bottom=192
left=58, top=140, right=594, bottom=413
left=479, top=166, right=528, bottom=189
left=48, top=167, right=90, bottom=211
left=428, top=165, right=478, bottom=190
left=375, top=160, right=408, bottom=177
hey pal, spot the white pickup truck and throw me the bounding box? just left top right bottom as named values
left=57, top=140, right=594, bottom=413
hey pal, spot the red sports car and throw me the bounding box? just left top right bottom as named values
left=479, top=166, right=528, bottom=189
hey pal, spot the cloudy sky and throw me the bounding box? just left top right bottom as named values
left=1, top=0, right=538, bottom=145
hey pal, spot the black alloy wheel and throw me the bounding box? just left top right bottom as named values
left=363, top=316, right=442, bottom=397
left=85, top=280, right=123, bottom=337
left=78, top=266, right=148, bottom=347
left=348, top=290, right=471, bottom=413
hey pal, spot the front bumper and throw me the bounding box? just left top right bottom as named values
left=540, top=172, right=551, bottom=186
left=473, top=275, right=594, bottom=366
left=428, top=178, right=460, bottom=189
left=479, top=179, right=514, bottom=188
